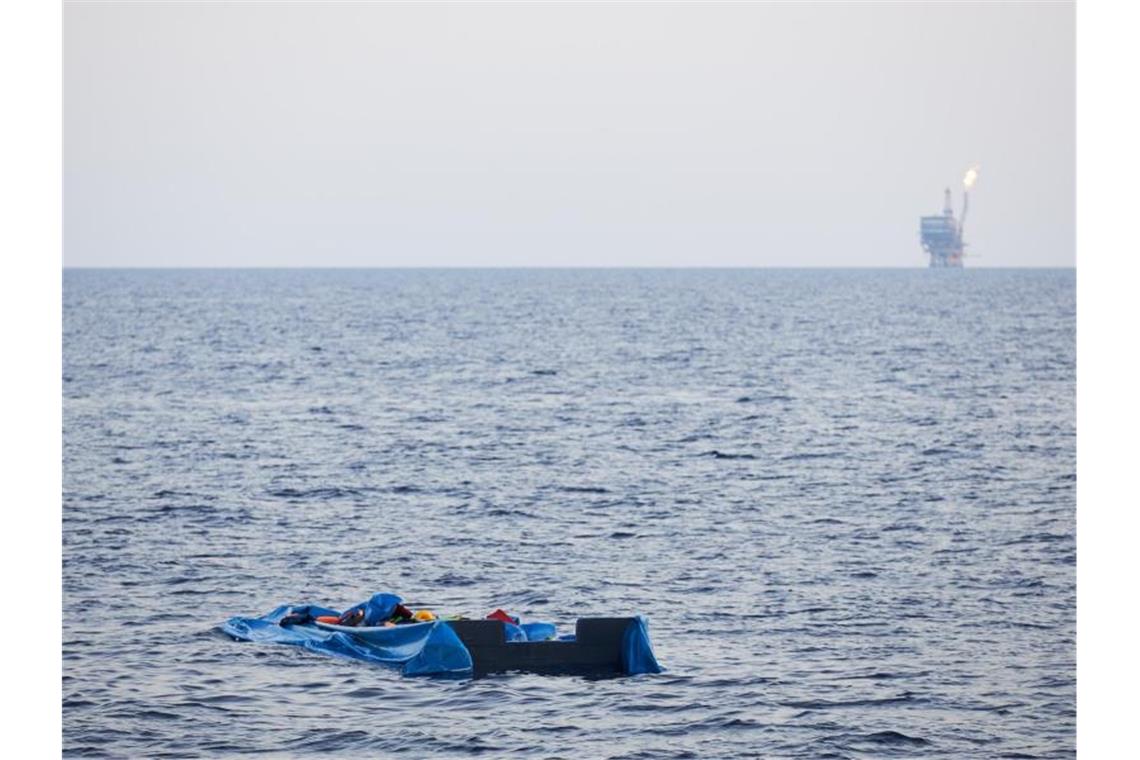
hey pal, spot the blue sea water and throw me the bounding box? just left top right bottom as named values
left=63, top=269, right=1075, bottom=758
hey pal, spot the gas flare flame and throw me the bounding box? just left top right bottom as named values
left=963, top=165, right=980, bottom=189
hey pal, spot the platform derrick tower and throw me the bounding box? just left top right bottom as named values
left=920, top=167, right=977, bottom=268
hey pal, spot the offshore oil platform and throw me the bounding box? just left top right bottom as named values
left=920, top=166, right=979, bottom=267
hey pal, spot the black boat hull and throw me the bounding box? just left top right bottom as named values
left=446, top=617, right=637, bottom=677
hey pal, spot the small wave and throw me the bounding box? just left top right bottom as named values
left=840, top=670, right=931, bottom=681
left=702, top=450, right=756, bottom=460
left=858, top=730, right=930, bottom=747
left=268, top=487, right=364, bottom=500
left=779, top=451, right=841, bottom=461
left=486, top=508, right=536, bottom=518
left=1004, top=532, right=1071, bottom=545
left=782, top=693, right=919, bottom=709
left=434, top=573, right=479, bottom=587
left=151, top=489, right=201, bottom=499
left=882, top=523, right=926, bottom=533
left=149, top=503, right=220, bottom=517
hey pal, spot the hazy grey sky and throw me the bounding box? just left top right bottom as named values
left=65, top=1, right=1074, bottom=267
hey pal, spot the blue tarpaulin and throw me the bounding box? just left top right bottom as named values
left=219, top=595, right=474, bottom=676
left=622, top=616, right=663, bottom=675
left=219, top=593, right=663, bottom=677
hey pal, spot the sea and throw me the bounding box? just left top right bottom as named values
left=62, top=268, right=1075, bottom=758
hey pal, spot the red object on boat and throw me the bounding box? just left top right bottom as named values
left=486, top=608, right=518, bottom=624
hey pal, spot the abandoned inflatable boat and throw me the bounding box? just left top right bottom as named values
left=219, top=592, right=662, bottom=678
